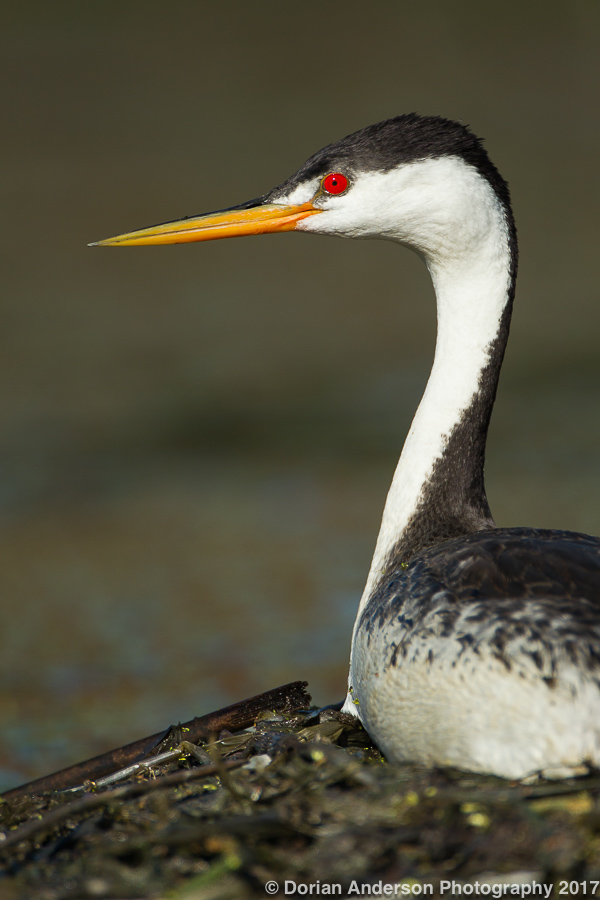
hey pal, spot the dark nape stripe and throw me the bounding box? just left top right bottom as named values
left=382, top=298, right=514, bottom=574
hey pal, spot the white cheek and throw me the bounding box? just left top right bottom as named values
left=295, top=158, right=504, bottom=261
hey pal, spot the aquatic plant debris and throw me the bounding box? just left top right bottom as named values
left=2, top=696, right=600, bottom=898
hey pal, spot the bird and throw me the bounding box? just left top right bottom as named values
left=93, top=114, right=600, bottom=780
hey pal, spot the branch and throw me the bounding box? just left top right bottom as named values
left=1, top=680, right=311, bottom=800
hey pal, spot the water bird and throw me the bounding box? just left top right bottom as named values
left=93, top=114, right=600, bottom=779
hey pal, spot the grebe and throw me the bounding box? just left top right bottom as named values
left=93, top=114, right=600, bottom=780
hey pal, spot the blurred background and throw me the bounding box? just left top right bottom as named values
left=1, top=1, right=599, bottom=789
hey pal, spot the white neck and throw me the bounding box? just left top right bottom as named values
left=294, top=156, right=514, bottom=614
left=354, top=160, right=513, bottom=614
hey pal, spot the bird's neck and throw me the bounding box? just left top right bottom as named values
left=359, top=201, right=516, bottom=611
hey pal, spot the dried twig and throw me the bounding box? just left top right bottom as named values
left=62, top=745, right=193, bottom=793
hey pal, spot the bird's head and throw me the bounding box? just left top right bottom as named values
left=91, top=114, right=514, bottom=267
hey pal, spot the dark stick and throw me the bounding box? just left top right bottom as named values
left=1, top=681, right=311, bottom=801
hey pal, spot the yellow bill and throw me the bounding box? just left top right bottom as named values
left=90, top=200, right=321, bottom=247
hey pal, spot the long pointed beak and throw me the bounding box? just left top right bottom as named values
left=90, top=199, right=321, bottom=247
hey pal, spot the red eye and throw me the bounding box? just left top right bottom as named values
left=322, top=172, right=348, bottom=195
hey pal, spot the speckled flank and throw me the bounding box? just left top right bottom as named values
left=360, top=529, right=600, bottom=659
left=349, top=532, right=600, bottom=778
